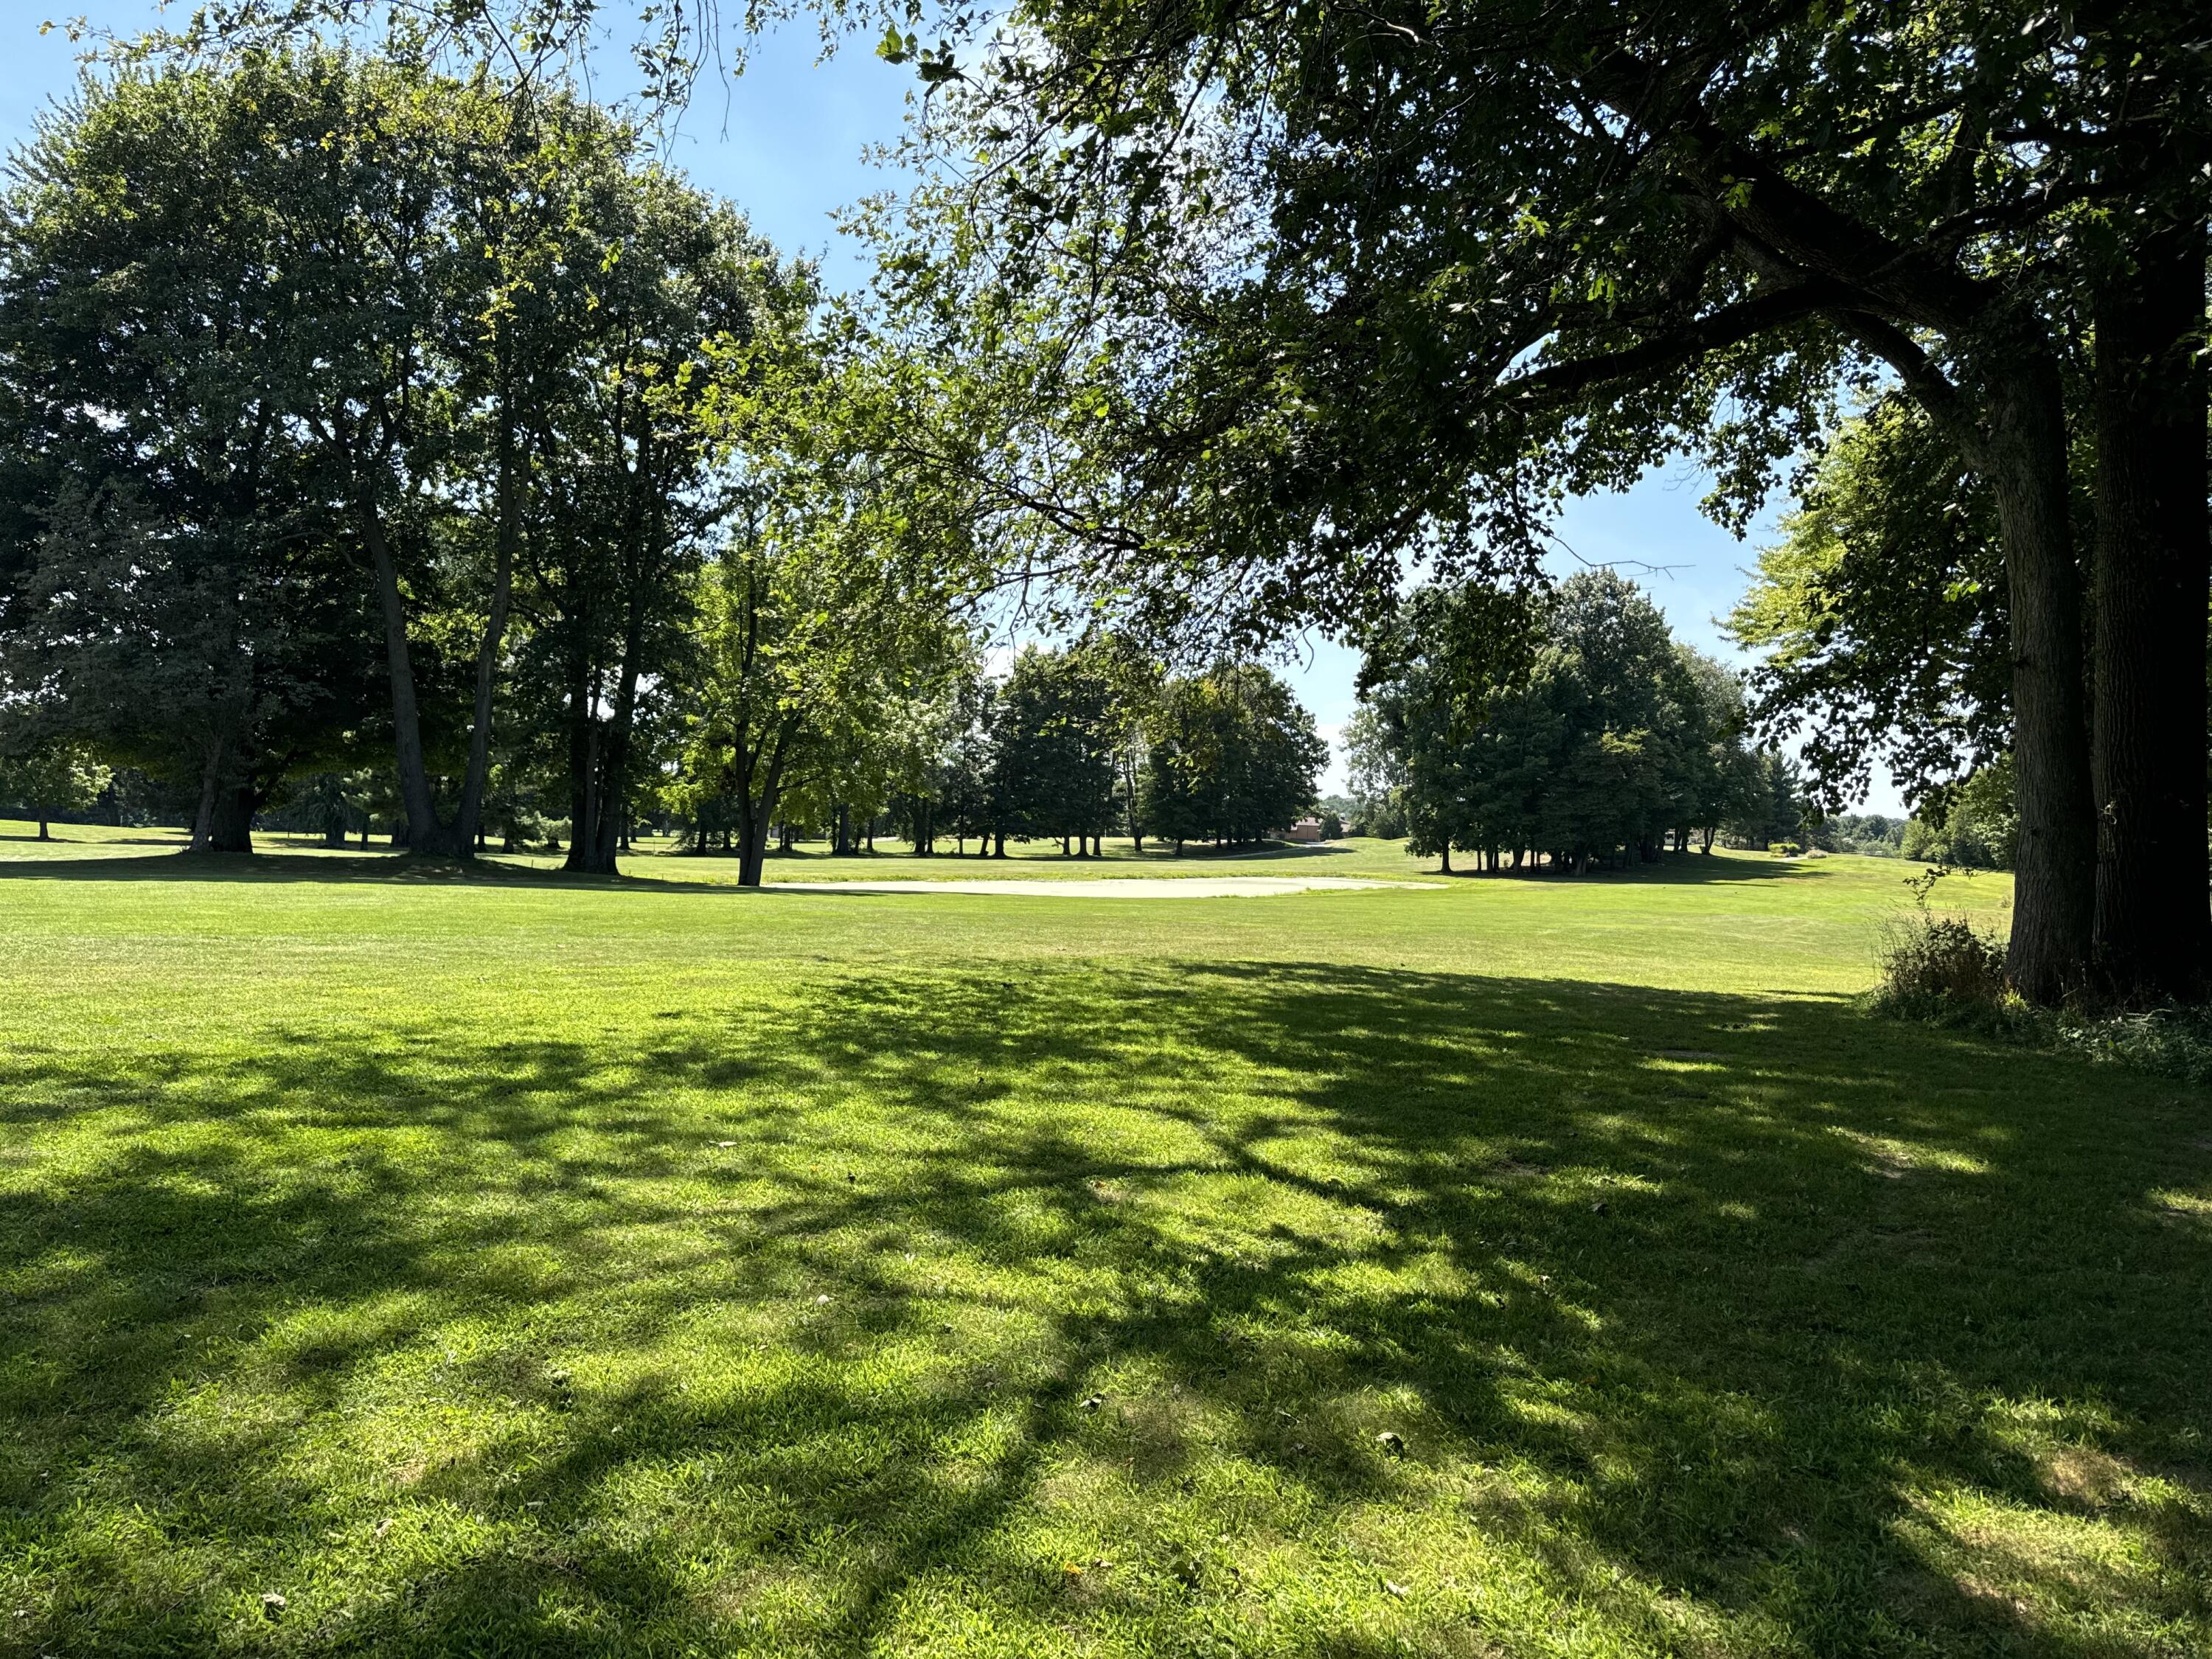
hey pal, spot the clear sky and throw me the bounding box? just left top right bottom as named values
left=1, top=4, right=1902, bottom=813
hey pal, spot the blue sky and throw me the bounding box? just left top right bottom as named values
left=3, top=4, right=1900, bottom=811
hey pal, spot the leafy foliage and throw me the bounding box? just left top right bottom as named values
left=1728, top=397, right=2027, bottom=810
left=1137, top=663, right=1326, bottom=849
left=1360, top=571, right=1770, bottom=871
left=0, top=740, right=110, bottom=838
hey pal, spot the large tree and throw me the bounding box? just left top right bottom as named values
left=1138, top=662, right=1326, bottom=850
left=0, top=59, right=384, bottom=852
left=851, top=0, right=2209, bottom=1001
left=1364, top=571, right=1759, bottom=872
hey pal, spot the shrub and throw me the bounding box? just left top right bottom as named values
left=1868, top=903, right=2212, bottom=1085
left=1869, top=909, right=2012, bottom=1023
left=2053, top=1005, right=2212, bottom=1086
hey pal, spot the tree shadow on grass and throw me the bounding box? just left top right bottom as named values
left=0, top=966, right=2203, bottom=1655
left=0, top=849, right=766, bottom=896
left=0, top=844, right=1836, bottom=898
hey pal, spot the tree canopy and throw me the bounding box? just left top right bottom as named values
left=1361, top=572, right=1775, bottom=873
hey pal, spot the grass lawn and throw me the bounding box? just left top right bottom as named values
left=0, top=821, right=1454, bottom=881
left=0, top=829, right=2205, bottom=1655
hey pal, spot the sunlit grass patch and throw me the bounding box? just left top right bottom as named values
left=0, top=846, right=2204, bottom=1655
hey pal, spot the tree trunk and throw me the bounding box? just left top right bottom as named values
left=204, top=783, right=255, bottom=854
left=358, top=470, right=459, bottom=858
left=186, top=738, right=255, bottom=854
left=1439, top=844, right=1452, bottom=874
left=453, top=378, right=520, bottom=857
left=36, top=814, right=49, bottom=841
left=1983, top=347, right=2096, bottom=1003
left=564, top=702, right=600, bottom=874
left=737, top=757, right=790, bottom=888
left=2090, top=222, right=2210, bottom=1000
left=571, top=609, right=647, bottom=877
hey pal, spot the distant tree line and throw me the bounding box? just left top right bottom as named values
left=671, top=645, right=1326, bottom=867
left=1350, top=571, right=1803, bottom=874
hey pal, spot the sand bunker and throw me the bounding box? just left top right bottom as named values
left=764, top=875, right=1436, bottom=898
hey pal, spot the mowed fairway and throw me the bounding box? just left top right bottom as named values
left=1, top=836, right=2207, bottom=1657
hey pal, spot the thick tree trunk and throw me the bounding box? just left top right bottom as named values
left=187, top=739, right=255, bottom=854
left=737, top=759, right=788, bottom=888
left=36, top=815, right=49, bottom=841
left=564, top=706, right=600, bottom=874
left=735, top=723, right=796, bottom=888
left=1844, top=294, right=2098, bottom=997
left=204, top=783, right=255, bottom=854
left=2090, top=223, right=2211, bottom=1001
left=1983, top=349, right=2097, bottom=1003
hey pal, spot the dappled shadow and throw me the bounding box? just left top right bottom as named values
left=1419, top=851, right=1838, bottom=886
left=0, top=842, right=1836, bottom=900
left=0, top=848, right=768, bottom=897
left=1, top=964, right=2204, bottom=1653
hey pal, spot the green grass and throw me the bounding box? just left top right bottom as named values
left=2, top=819, right=1451, bottom=880
left=1, top=832, right=2204, bottom=1656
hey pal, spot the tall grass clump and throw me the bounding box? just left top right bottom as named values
left=1871, top=870, right=2212, bottom=1082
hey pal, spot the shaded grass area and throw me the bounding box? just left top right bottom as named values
left=0, top=818, right=1430, bottom=880
left=0, top=858, right=2202, bottom=1655
left=0, top=816, right=1868, bottom=883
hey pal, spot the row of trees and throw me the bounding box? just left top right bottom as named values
left=0, top=52, right=822, bottom=871
left=1349, top=571, right=1797, bottom=873
left=13, top=0, right=2208, bottom=1001
left=0, top=50, right=1330, bottom=885
left=675, top=643, right=1326, bottom=876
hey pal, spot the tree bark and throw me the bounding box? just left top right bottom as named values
left=565, top=690, right=600, bottom=873
left=454, top=369, right=521, bottom=856
left=571, top=584, right=648, bottom=875
left=358, top=472, right=459, bottom=858
left=186, top=738, right=254, bottom=854
left=1982, top=347, right=2097, bottom=1003
left=737, top=748, right=790, bottom=889
left=2090, top=221, right=2210, bottom=1000
left=204, top=783, right=255, bottom=853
